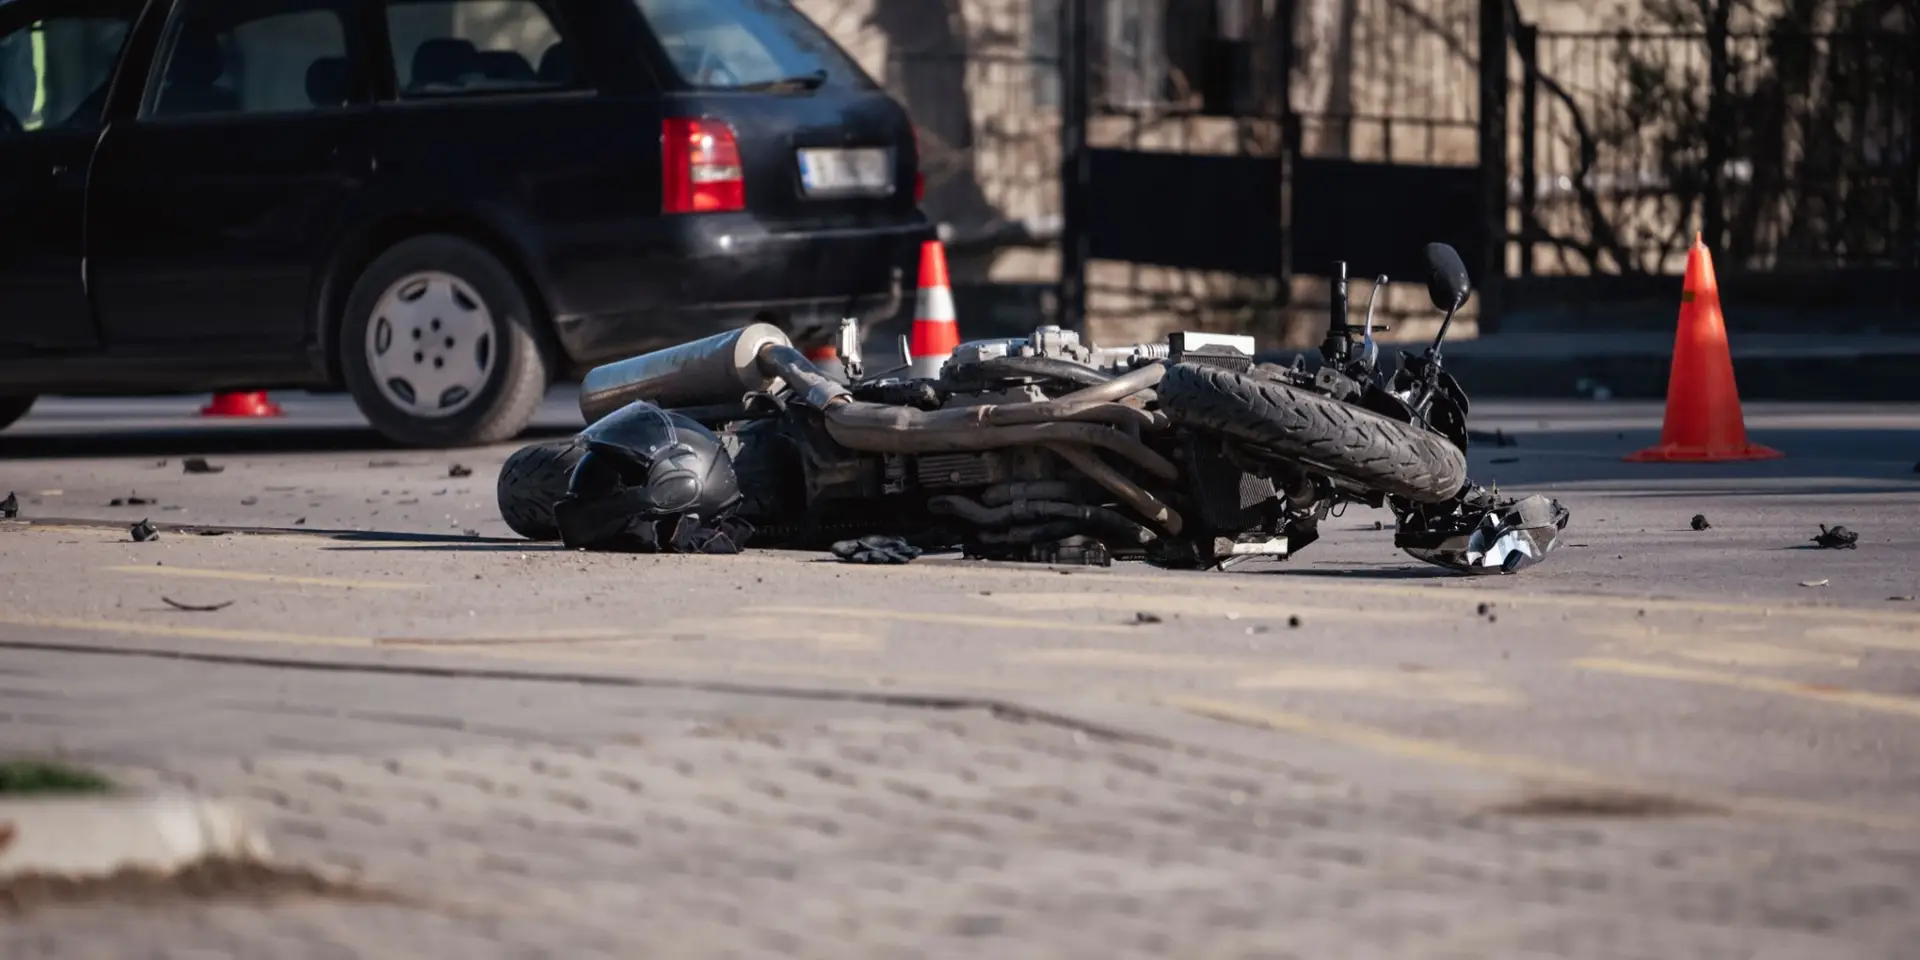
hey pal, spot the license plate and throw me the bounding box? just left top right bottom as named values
left=797, top=147, right=894, bottom=198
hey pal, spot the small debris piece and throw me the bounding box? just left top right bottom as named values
left=130, top=519, right=158, bottom=542
left=1476, top=602, right=1491, bottom=616
left=1889, top=595, right=1913, bottom=602
left=1810, top=525, right=1859, bottom=550
left=368, top=459, right=401, bottom=468
left=1489, top=457, right=1519, bottom=465
left=110, top=494, right=154, bottom=507
left=240, top=497, right=258, bottom=506
left=293, top=517, right=307, bottom=526
left=462, top=528, right=480, bottom=537
left=1287, top=615, right=1301, bottom=628
left=1690, top=514, right=1711, bottom=531
left=1373, top=520, right=1384, bottom=531
left=182, top=457, right=224, bottom=475
left=1468, top=429, right=1519, bottom=448
left=831, top=535, right=921, bottom=565
left=1800, top=579, right=1830, bottom=588
left=1133, top=612, right=1163, bottom=624
left=448, top=464, right=474, bottom=478
left=163, top=597, right=233, bottom=612
left=0, top=492, right=17, bottom=519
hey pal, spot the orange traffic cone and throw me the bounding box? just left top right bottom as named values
left=805, top=342, right=846, bottom=381
left=1625, top=235, right=1780, bottom=463
left=200, top=392, right=283, bottom=418
left=906, top=239, right=959, bottom=379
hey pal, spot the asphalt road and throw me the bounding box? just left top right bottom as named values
left=3, top=390, right=1919, bottom=958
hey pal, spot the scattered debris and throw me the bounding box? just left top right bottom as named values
left=0, top=492, right=17, bottom=519
left=1800, top=579, right=1830, bottom=588
left=1287, top=615, right=1301, bottom=628
left=1690, top=514, right=1711, bottom=531
left=240, top=497, right=258, bottom=506
left=1489, top=457, right=1519, bottom=465
left=1476, top=602, right=1491, bottom=616
left=462, top=528, right=480, bottom=538
left=109, top=495, right=154, bottom=507
left=1133, top=612, right=1163, bottom=625
left=1467, top=429, right=1519, bottom=448
left=293, top=518, right=307, bottom=526
left=448, top=464, right=473, bottom=478
left=1888, top=595, right=1913, bottom=602
left=1810, top=525, right=1858, bottom=550
left=831, top=535, right=921, bottom=565
left=162, top=597, right=233, bottom=612
left=130, top=520, right=158, bottom=542
left=182, top=457, right=224, bottom=475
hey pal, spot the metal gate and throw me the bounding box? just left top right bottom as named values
left=1056, top=0, right=1506, bottom=330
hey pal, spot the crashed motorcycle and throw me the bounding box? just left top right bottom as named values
left=496, top=242, right=1568, bottom=574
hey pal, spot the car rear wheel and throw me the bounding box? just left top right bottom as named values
left=0, top=395, right=35, bottom=432
left=338, top=235, right=549, bottom=448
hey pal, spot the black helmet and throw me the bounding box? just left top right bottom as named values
left=552, top=401, right=751, bottom=553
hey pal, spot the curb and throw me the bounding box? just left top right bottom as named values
left=0, top=791, right=269, bottom=881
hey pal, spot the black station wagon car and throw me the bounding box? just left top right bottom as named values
left=0, top=0, right=929, bottom=446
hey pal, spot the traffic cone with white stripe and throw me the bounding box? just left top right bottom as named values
left=907, top=239, right=959, bottom=379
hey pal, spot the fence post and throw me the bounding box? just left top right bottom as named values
left=1476, top=0, right=1510, bottom=332
left=1057, top=0, right=1092, bottom=334
left=1517, top=22, right=1537, bottom=279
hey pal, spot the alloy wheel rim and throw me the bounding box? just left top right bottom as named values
left=365, top=271, right=495, bottom=419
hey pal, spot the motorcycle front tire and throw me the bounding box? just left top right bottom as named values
left=1157, top=362, right=1468, bottom=504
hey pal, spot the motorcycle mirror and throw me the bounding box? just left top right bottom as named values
left=1423, top=243, right=1471, bottom=312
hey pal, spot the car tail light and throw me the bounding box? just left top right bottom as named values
left=911, top=127, right=926, bottom=203
left=662, top=117, right=745, bottom=214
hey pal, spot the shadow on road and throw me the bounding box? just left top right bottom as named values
left=0, top=424, right=578, bottom=461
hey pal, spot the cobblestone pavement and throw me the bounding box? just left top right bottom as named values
left=3, top=650, right=1919, bottom=959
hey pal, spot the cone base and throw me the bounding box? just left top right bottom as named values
left=1624, top=442, right=1783, bottom=463
left=201, top=393, right=284, bottom=418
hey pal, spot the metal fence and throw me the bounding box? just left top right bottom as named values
left=1515, top=26, right=1920, bottom=277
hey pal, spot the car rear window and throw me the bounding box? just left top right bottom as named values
left=631, top=0, right=872, bottom=91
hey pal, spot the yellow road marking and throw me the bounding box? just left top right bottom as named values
left=1235, top=666, right=1523, bottom=706
left=1159, top=695, right=1920, bottom=833
left=982, top=592, right=1428, bottom=623
left=1573, top=657, right=1920, bottom=719
left=0, top=612, right=372, bottom=648
left=1579, top=623, right=1863, bottom=669
left=103, top=565, right=424, bottom=591
left=656, top=615, right=885, bottom=651
left=1008, top=648, right=1251, bottom=671
left=751, top=606, right=1135, bottom=634
left=377, top=627, right=643, bottom=647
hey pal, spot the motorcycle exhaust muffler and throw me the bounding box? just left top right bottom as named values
left=578, top=323, right=792, bottom=423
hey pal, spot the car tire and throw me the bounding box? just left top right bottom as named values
left=338, top=235, right=549, bottom=448
left=0, top=395, right=35, bottom=433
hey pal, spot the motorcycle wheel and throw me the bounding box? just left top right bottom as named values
left=496, top=436, right=588, bottom=540
left=1158, top=362, right=1467, bottom=504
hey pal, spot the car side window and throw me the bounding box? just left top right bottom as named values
left=144, top=0, right=357, bottom=121
left=0, top=9, right=136, bottom=135
left=383, top=0, right=581, bottom=99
